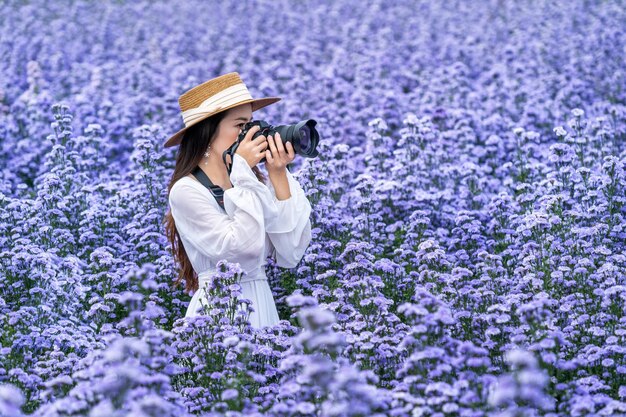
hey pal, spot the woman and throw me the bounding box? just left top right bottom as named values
left=163, top=72, right=312, bottom=328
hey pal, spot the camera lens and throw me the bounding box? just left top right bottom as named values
left=256, top=119, right=320, bottom=159
left=299, top=125, right=311, bottom=150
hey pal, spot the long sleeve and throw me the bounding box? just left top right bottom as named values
left=168, top=153, right=279, bottom=272
left=265, top=168, right=312, bottom=268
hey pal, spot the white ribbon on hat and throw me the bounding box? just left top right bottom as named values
left=181, top=83, right=253, bottom=127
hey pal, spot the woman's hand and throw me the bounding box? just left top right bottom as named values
left=265, top=132, right=295, bottom=175
left=234, top=125, right=268, bottom=168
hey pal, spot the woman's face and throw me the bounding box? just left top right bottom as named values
left=210, top=103, right=253, bottom=159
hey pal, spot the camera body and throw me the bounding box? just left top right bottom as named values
left=222, top=119, right=320, bottom=172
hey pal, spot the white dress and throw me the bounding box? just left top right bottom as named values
left=168, top=153, right=312, bottom=328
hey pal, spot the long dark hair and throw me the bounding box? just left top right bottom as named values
left=164, top=110, right=267, bottom=294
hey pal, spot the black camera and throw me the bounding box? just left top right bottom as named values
left=222, top=119, right=320, bottom=173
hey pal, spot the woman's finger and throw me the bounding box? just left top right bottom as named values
left=265, top=149, right=273, bottom=164
left=272, top=135, right=284, bottom=158
left=244, top=125, right=261, bottom=142
left=252, top=132, right=267, bottom=143
left=285, top=141, right=295, bottom=159
left=251, top=136, right=266, bottom=154
left=267, top=134, right=278, bottom=157
left=274, top=132, right=286, bottom=154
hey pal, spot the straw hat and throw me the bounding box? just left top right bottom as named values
left=164, top=72, right=281, bottom=148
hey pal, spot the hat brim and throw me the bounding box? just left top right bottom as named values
left=164, top=97, right=281, bottom=148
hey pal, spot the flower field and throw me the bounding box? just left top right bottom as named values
left=1, top=0, right=625, bottom=416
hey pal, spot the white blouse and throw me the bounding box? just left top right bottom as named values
left=168, top=153, right=312, bottom=327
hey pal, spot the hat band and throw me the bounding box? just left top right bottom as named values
left=181, top=83, right=253, bottom=126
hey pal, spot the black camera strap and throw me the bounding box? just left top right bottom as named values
left=191, top=165, right=225, bottom=211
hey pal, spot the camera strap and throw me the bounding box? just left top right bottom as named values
left=191, top=165, right=225, bottom=211
left=223, top=148, right=235, bottom=175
